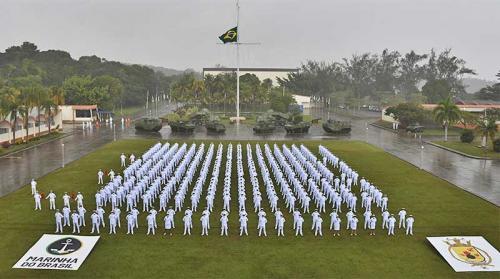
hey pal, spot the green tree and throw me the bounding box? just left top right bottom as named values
left=42, top=86, right=65, bottom=133
left=422, top=79, right=452, bottom=103
left=385, top=103, right=426, bottom=128
left=92, top=75, right=123, bottom=110
left=433, top=96, right=462, bottom=141
left=424, top=49, right=475, bottom=95
left=475, top=117, right=497, bottom=150
left=0, top=86, right=21, bottom=143
left=398, top=51, right=428, bottom=97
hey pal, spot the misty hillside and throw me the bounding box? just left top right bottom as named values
left=146, top=65, right=201, bottom=77
left=462, top=77, right=495, bottom=94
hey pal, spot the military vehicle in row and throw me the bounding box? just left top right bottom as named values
left=253, top=120, right=277, bottom=133
left=405, top=123, right=424, bottom=133
left=284, top=121, right=311, bottom=134
left=322, top=119, right=351, bottom=134
left=206, top=119, right=226, bottom=134
left=169, top=121, right=196, bottom=133
left=134, top=117, right=163, bottom=132
left=166, top=107, right=226, bottom=134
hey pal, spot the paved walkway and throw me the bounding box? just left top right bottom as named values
left=1, top=106, right=498, bottom=206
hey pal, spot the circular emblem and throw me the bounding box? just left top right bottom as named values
left=46, top=237, right=82, bottom=255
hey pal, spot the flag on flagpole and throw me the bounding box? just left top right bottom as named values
left=219, top=27, right=238, bottom=44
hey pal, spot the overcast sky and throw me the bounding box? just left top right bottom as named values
left=1, top=0, right=499, bottom=80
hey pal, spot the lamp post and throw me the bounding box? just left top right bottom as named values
left=61, top=143, right=65, bottom=168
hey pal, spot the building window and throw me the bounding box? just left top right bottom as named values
left=27, top=123, right=34, bottom=128
left=0, top=127, right=8, bottom=134
left=15, top=125, right=22, bottom=131
left=75, top=110, right=91, bottom=118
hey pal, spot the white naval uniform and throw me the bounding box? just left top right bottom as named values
left=220, top=215, right=229, bottom=236
left=295, top=216, right=304, bottom=236
left=46, top=192, right=56, bottom=210
left=31, top=180, right=37, bottom=195
left=147, top=214, right=156, bottom=235
left=55, top=212, right=63, bottom=233
left=239, top=216, right=248, bottom=236
left=406, top=217, right=414, bottom=235
left=34, top=193, right=42, bottom=210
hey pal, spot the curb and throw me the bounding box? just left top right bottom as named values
left=370, top=123, right=398, bottom=134
left=0, top=131, right=76, bottom=159
left=425, top=141, right=498, bottom=161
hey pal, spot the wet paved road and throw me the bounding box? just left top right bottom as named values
left=1, top=106, right=498, bottom=205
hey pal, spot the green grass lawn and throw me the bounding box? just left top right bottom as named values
left=0, top=139, right=498, bottom=278
left=433, top=140, right=500, bottom=159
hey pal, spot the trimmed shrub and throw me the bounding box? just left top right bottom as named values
left=0, top=141, right=10, bottom=149
left=493, top=138, right=500, bottom=153
left=460, top=130, right=475, bottom=143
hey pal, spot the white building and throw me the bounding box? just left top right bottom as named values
left=0, top=107, right=62, bottom=144
left=202, top=67, right=299, bottom=86
left=60, top=105, right=98, bottom=123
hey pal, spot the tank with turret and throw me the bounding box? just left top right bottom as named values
left=284, top=121, right=311, bottom=134
left=283, top=104, right=311, bottom=134
left=169, top=121, right=195, bottom=133
left=135, top=117, right=163, bottom=132
left=206, top=119, right=226, bottom=133
left=322, top=119, right=351, bottom=134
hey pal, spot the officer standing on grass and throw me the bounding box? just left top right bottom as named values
left=46, top=190, right=56, bottom=210
left=369, top=215, right=377, bottom=236
left=91, top=210, right=100, bottom=234
left=387, top=214, right=396, bottom=236
left=126, top=212, right=135, bottom=235
left=97, top=169, right=104, bottom=185
left=31, top=179, right=37, bottom=195
left=55, top=209, right=63, bottom=233
left=398, top=208, right=407, bottom=229
left=62, top=206, right=71, bottom=226
left=220, top=213, right=229, bottom=236
left=258, top=214, right=267, bottom=237
left=62, top=192, right=71, bottom=210
left=277, top=216, right=285, bottom=237
left=314, top=216, right=323, bottom=237
left=239, top=213, right=248, bottom=236
left=109, top=211, right=117, bottom=234
left=147, top=213, right=156, bottom=235
left=34, top=191, right=42, bottom=210
left=295, top=214, right=304, bottom=236
left=183, top=212, right=192, bottom=236
left=333, top=216, right=341, bottom=236
left=71, top=210, right=81, bottom=234
left=120, top=153, right=127, bottom=167
left=406, top=215, right=415, bottom=236
left=164, top=213, right=173, bottom=236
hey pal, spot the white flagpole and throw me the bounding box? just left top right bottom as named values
left=236, top=0, right=240, bottom=124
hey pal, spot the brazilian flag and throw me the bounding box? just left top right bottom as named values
left=219, top=27, right=238, bottom=44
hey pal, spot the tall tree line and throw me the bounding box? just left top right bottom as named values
left=278, top=49, right=476, bottom=107
left=0, top=42, right=175, bottom=108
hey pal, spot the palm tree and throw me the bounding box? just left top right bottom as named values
left=34, top=86, right=48, bottom=137
left=42, top=86, right=65, bottom=134
left=191, top=79, right=205, bottom=106
left=0, top=87, right=21, bottom=144
left=475, top=117, right=497, bottom=150
left=433, top=96, right=461, bottom=141
left=19, top=86, right=38, bottom=142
